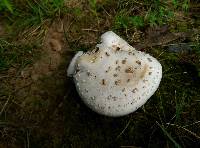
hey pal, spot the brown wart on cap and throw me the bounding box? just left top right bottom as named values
left=115, top=66, right=121, bottom=71
left=67, top=31, right=162, bottom=117
left=115, top=79, right=121, bottom=85
left=125, top=67, right=134, bottom=73
left=116, top=47, right=120, bottom=51
left=136, top=60, right=141, bottom=65
left=113, top=73, right=118, bottom=77
left=101, top=79, right=106, bottom=85
left=122, top=59, right=126, bottom=64
left=105, top=52, right=110, bottom=56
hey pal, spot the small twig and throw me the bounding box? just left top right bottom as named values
left=163, top=66, right=174, bottom=74
left=182, top=121, right=200, bottom=128
left=166, top=123, right=200, bottom=140
left=155, top=106, right=164, bottom=127
left=156, top=51, right=165, bottom=59
left=116, top=119, right=132, bottom=139
left=101, top=6, right=111, bottom=17
left=156, top=122, right=181, bottom=148
left=63, top=23, right=72, bottom=49
left=132, top=0, right=143, bottom=5
left=82, top=41, right=97, bottom=44
left=82, top=28, right=99, bottom=32
left=162, top=43, right=196, bottom=47
left=0, top=75, right=10, bottom=79
left=166, top=115, right=176, bottom=129
left=0, top=96, right=10, bottom=116
left=66, top=20, right=74, bottom=32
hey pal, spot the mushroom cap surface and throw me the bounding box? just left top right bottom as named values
left=68, top=31, right=162, bottom=117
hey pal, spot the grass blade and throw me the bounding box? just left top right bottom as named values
left=156, top=121, right=181, bottom=148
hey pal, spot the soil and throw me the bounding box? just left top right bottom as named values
left=0, top=13, right=112, bottom=147
left=0, top=6, right=200, bottom=147
left=0, top=23, right=5, bottom=36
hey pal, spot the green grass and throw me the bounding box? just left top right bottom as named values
left=0, top=0, right=68, bottom=70
left=0, top=0, right=200, bottom=147
left=113, top=0, right=189, bottom=29
left=0, top=38, right=41, bottom=71
left=0, top=0, right=13, bottom=13
left=1, top=0, right=68, bottom=35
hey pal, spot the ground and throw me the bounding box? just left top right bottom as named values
left=0, top=0, right=200, bottom=147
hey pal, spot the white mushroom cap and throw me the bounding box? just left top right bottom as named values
left=67, top=31, right=162, bottom=117
left=99, top=31, right=137, bottom=53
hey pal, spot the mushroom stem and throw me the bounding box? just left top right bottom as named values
left=67, top=51, right=83, bottom=77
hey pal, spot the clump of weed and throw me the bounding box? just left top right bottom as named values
left=113, top=0, right=190, bottom=30
left=1, top=0, right=68, bottom=35
left=115, top=10, right=144, bottom=29
left=0, top=0, right=13, bottom=13
left=0, top=0, right=69, bottom=70
left=0, top=37, right=42, bottom=71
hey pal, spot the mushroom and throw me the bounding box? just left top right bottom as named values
left=67, top=31, right=162, bottom=117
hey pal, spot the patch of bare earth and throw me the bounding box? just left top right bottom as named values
left=0, top=10, right=112, bottom=145
left=0, top=19, right=69, bottom=146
